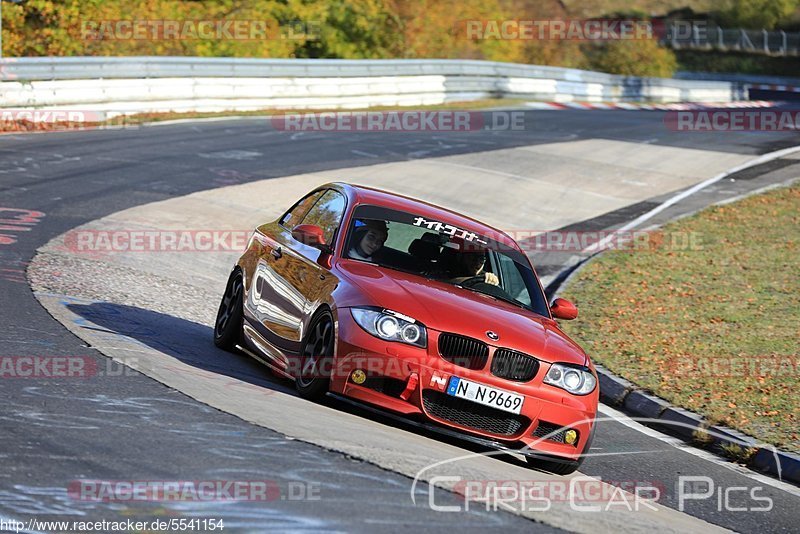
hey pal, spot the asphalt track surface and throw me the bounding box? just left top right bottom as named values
left=1, top=109, right=799, bottom=533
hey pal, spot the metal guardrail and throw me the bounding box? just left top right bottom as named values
left=666, top=23, right=800, bottom=56
left=675, top=71, right=800, bottom=99
left=0, top=57, right=744, bottom=113
left=675, top=71, right=800, bottom=86
left=0, top=57, right=601, bottom=81
left=0, top=56, right=731, bottom=86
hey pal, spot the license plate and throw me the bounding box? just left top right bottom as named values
left=446, top=376, right=524, bottom=415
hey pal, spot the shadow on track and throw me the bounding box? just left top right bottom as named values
left=66, top=301, right=295, bottom=395
left=66, top=301, right=533, bottom=471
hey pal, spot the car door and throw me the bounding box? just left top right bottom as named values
left=243, top=190, right=324, bottom=355
left=248, top=189, right=347, bottom=355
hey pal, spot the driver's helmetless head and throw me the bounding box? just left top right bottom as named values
left=360, top=228, right=387, bottom=256
left=356, top=220, right=388, bottom=257
left=461, top=251, right=486, bottom=274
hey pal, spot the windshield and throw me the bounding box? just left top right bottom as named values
left=343, top=204, right=550, bottom=317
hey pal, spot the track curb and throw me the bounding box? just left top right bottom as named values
left=555, top=179, right=800, bottom=485
left=594, top=362, right=800, bottom=485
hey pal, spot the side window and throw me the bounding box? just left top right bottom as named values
left=495, top=253, right=532, bottom=306
left=300, top=190, right=347, bottom=245
left=280, top=191, right=324, bottom=227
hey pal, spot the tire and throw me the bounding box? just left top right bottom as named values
left=214, top=269, right=244, bottom=351
left=295, top=309, right=334, bottom=401
left=525, top=423, right=595, bottom=476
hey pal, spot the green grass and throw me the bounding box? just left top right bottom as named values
left=561, top=185, right=800, bottom=452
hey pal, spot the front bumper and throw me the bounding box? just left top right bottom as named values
left=331, top=311, right=598, bottom=461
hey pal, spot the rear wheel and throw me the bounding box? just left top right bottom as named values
left=214, top=269, right=244, bottom=351
left=296, top=310, right=334, bottom=401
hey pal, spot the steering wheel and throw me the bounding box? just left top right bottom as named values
left=459, top=275, right=488, bottom=288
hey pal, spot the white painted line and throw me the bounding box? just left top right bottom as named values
left=351, top=149, right=379, bottom=158
left=713, top=176, right=799, bottom=207
left=525, top=102, right=562, bottom=110
left=598, top=404, right=800, bottom=498
left=141, top=115, right=268, bottom=127
left=583, top=143, right=800, bottom=253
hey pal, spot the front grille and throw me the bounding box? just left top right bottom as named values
left=438, top=333, right=489, bottom=370
left=532, top=421, right=568, bottom=443
left=422, top=390, right=529, bottom=436
left=491, top=349, right=539, bottom=382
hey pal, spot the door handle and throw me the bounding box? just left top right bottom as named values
left=271, top=247, right=282, bottom=259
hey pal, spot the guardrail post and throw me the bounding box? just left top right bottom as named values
left=740, top=29, right=754, bottom=51
left=781, top=30, right=787, bottom=56
left=718, top=26, right=724, bottom=49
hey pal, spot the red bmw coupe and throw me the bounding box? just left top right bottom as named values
left=214, top=183, right=598, bottom=474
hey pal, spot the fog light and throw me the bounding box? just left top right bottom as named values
left=351, top=369, right=366, bottom=385
left=564, top=429, right=578, bottom=445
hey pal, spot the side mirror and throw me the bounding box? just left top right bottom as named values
left=550, top=298, right=578, bottom=320
left=292, top=224, right=331, bottom=253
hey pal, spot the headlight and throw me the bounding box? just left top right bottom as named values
left=350, top=307, right=427, bottom=348
left=543, top=363, right=596, bottom=395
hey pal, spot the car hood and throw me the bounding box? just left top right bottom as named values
left=337, top=261, right=587, bottom=366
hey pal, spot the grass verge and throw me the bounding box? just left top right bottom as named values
left=561, top=184, right=799, bottom=453
left=114, top=98, right=531, bottom=125
left=0, top=98, right=530, bottom=133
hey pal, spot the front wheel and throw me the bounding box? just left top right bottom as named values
left=525, top=423, right=594, bottom=475
left=295, top=310, right=334, bottom=401
left=214, top=269, right=244, bottom=351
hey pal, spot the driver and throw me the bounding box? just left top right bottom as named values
left=448, top=250, right=499, bottom=286
left=349, top=219, right=388, bottom=261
